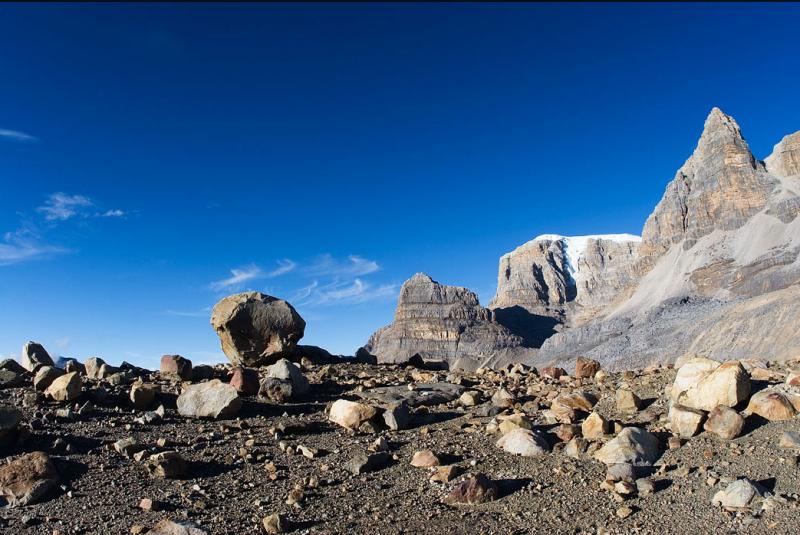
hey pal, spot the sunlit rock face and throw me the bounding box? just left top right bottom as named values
left=362, top=273, right=532, bottom=371
left=532, top=108, right=800, bottom=370
left=365, top=108, right=800, bottom=372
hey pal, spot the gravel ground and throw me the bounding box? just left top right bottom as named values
left=1, top=361, right=799, bottom=535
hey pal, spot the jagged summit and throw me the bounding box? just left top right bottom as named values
left=364, top=108, right=800, bottom=371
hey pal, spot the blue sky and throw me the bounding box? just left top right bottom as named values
left=2, top=3, right=799, bottom=369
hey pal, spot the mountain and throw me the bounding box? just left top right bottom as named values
left=534, top=108, right=800, bottom=370
left=364, top=108, right=800, bottom=371
left=361, top=273, right=532, bottom=371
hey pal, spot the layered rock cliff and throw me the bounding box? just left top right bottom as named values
left=365, top=108, right=800, bottom=371
left=489, top=234, right=641, bottom=327
left=362, top=273, right=532, bottom=370
left=534, top=108, right=800, bottom=370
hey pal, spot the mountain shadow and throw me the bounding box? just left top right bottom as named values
left=493, top=305, right=560, bottom=347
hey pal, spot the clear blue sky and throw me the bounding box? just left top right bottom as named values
left=2, top=3, right=799, bottom=369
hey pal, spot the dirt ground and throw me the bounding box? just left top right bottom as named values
left=1, top=361, right=799, bottom=535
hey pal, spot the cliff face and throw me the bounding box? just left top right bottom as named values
left=489, top=234, right=641, bottom=327
left=364, top=108, right=800, bottom=371
left=638, top=108, right=780, bottom=263
left=362, top=273, right=532, bottom=370
left=533, top=109, right=800, bottom=370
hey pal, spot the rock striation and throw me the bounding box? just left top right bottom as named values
left=362, top=273, right=531, bottom=370
left=526, top=108, right=800, bottom=370
left=365, top=108, right=800, bottom=372
left=490, top=233, right=641, bottom=330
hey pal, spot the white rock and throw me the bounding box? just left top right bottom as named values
left=495, top=428, right=549, bottom=456
left=593, top=427, right=661, bottom=466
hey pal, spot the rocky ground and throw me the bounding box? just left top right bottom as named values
left=1, top=350, right=800, bottom=535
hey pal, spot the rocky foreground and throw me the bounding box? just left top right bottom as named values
left=1, top=343, right=800, bottom=534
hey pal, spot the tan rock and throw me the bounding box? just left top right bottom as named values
left=673, top=360, right=750, bottom=411
left=746, top=391, right=797, bottom=421
left=616, top=389, right=642, bottom=412
left=176, top=380, right=241, bottom=419
left=328, top=399, right=377, bottom=430
left=44, top=372, right=81, bottom=402
left=582, top=412, right=610, bottom=440
left=703, top=406, right=744, bottom=439
left=594, top=427, right=661, bottom=466
left=430, top=465, right=461, bottom=483
left=669, top=404, right=706, bottom=438
left=779, top=431, right=800, bottom=449
left=130, top=382, right=157, bottom=409
left=410, top=449, right=440, bottom=468
left=0, top=451, right=60, bottom=507
left=497, top=413, right=532, bottom=434
left=575, top=357, right=600, bottom=379
left=491, top=387, right=515, bottom=408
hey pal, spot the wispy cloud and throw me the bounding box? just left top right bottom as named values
left=210, top=264, right=262, bottom=291
left=37, top=192, right=94, bottom=221
left=305, top=254, right=380, bottom=277
left=266, top=259, right=296, bottom=277
left=0, top=128, right=37, bottom=142
left=294, top=278, right=397, bottom=306
left=0, top=227, right=68, bottom=265
left=36, top=192, right=127, bottom=222
left=2, top=193, right=126, bottom=267
left=209, top=259, right=296, bottom=292
left=102, top=209, right=126, bottom=217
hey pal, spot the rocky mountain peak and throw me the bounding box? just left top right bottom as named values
left=638, top=108, right=777, bottom=261
left=700, top=107, right=746, bottom=145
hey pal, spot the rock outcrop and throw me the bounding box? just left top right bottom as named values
left=526, top=108, right=800, bottom=370
left=361, top=273, right=531, bottom=370
left=489, top=233, right=641, bottom=332
left=364, top=108, right=799, bottom=372
left=211, top=292, right=306, bottom=367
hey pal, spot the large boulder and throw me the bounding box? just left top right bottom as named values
left=44, top=372, right=82, bottom=402
left=0, top=451, right=60, bottom=507
left=211, top=292, right=306, bottom=367
left=85, top=357, right=117, bottom=380
left=176, top=380, right=242, bottom=419
left=746, top=390, right=797, bottom=421
left=21, top=341, right=53, bottom=372
left=671, top=359, right=750, bottom=411
left=33, top=366, right=65, bottom=392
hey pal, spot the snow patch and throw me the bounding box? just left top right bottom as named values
left=532, top=234, right=641, bottom=276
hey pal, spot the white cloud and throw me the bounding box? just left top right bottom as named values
left=37, top=192, right=94, bottom=221
left=0, top=227, right=68, bottom=265
left=266, top=259, right=296, bottom=277
left=210, top=264, right=263, bottom=291
left=209, top=259, right=295, bottom=292
left=36, top=193, right=126, bottom=222
left=294, top=278, right=396, bottom=306
left=305, top=254, right=380, bottom=277
left=0, top=128, right=37, bottom=142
